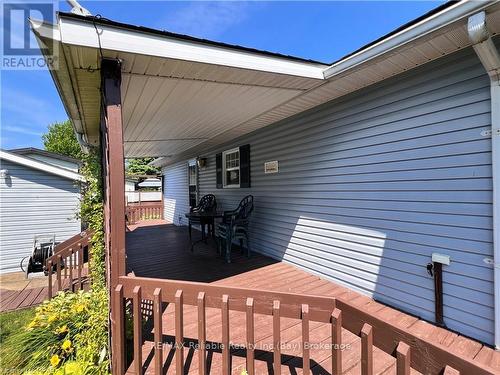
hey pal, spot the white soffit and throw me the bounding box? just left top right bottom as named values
left=31, top=1, right=500, bottom=161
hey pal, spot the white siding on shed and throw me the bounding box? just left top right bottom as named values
left=0, top=159, right=81, bottom=274
left=170, top=47, right=495, bottom=345
left=163, top=161, right=189, bottom=226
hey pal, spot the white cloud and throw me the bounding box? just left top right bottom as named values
left=161, top=1, right=250, bottom=39
left=1, top=125, right=43, bottom=136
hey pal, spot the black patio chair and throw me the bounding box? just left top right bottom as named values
left=216, top=195, right=254, bottom=263
left=188, top=194, right=217, bottom=240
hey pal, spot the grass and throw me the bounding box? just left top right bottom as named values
left=0, top=308, right=35, bottom=345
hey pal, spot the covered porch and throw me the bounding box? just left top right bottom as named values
left=124, top=221, right=500, bottom=374
left=31, top=3, right=500, bottom=374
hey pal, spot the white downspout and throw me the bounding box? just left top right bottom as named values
left=468, top=11, right=500, bottom=350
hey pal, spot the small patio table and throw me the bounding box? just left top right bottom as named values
left=185, top=211, right=224, bottom=251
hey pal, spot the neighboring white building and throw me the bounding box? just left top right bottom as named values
left=0, top=149, right=84, bottom=274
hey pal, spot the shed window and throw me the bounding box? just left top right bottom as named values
left=223, top=148, right=240, bottom=188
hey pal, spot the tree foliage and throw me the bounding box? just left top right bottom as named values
left=42, top=120, right=81, bottom=159
left=126, top=157, right=159, bottom=175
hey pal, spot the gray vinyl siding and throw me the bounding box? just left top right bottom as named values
left=163, top=161, right=189, bottom=226
left=0, top=160, right=81, bottom=274
left=164, top=47, right=494, bottom=345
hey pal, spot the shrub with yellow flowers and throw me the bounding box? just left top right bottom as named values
left=1, top=289, right=108, bottom=373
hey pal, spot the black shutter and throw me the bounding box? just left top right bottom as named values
left=239, top=144, right=250, bottom=188
left=216, top=153, right=223, bottom=189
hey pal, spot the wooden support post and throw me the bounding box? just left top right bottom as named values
left=101, top=58, right=126, bottom=288
left=101, top=58, right=126, bottom=374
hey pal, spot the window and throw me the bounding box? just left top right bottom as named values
left=223, top=148, right=240, bottom=188
left=188, top=160, right=197, bottom=207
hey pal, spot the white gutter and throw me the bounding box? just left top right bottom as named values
left=468, top=11, right=500, bottom=350
left=324, top=0, right=498, bottom=79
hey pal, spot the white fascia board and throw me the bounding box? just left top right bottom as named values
left=0, top=150, right=85, bottom=182
left=324, top=0, right=498, bottom=79
left=57, top=16, right=326, bottom=80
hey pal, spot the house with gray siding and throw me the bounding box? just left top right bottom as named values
left=0, top=149, right=83, bottom=275
left=33, top=0, right=500, bottom=364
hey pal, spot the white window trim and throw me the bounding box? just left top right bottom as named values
left=222, top=147, right=240, bottom=188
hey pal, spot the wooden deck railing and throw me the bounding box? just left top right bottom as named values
left=112, top=276, right=495, bottom=375
left=46, top=230, right=92, bottom=298
left=126, top=203, right=164, bottom=225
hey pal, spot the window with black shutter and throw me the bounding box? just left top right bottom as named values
left=216, top=144, right=250, bottom=189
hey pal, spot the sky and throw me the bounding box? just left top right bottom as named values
left=0, top=0, right=445, bottom=150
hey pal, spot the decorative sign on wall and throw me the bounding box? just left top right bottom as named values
left=264, top=160, right=279, bottom=174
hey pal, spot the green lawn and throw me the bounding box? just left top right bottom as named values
left=0, top=308, right=35, bottom=345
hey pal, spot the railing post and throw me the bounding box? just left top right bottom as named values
left=273, top=300, right=281, bottom=375
left=361, top=323, right=373, bottom=375
left=69, top=248, right=73, bottom=292
left=331, top=308, right=342, bottom=375
left=396, top=342, right=410, bottom=375
left=443, top=365, right=460, bottom=375
left=153, top=288, right=163, bottom=375
left=47, top=260, right=52, bottom=299
left=197, top=292, right=206, bottom=375
left=56, top=255, right=62, bottom=292
left=302, top=304, right=310, bottom=375
left=175, top=290, right=184, bottom=375
left=132, top=286, right=143, bottom=375
left=113, top=285, right=125, bottom=375
left=246, top=297, right=255, bottom=375
left=222, top=294, right=230, bottom=375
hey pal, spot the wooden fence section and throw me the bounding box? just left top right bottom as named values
left=46, top=230, right=92, bottom=298
left=112, top=276, right=496, bottom=375
left=126, top=203, right=164, bottom=225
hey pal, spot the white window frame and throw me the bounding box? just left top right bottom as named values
left=222, top=147, right=240, bottom=188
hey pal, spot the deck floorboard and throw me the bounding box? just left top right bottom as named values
left=125, top=222, right=499, bottom=374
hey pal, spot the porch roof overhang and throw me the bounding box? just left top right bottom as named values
left=31, top=1, right=500, bottom=165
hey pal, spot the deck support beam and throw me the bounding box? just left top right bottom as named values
left=101, top=58, right=127, bottom=372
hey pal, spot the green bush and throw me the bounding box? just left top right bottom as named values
left=1, top=290, right=108, bottom=374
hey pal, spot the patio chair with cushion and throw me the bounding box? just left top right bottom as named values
left=189, top=194, right=217, bottom=240
left=216, top=195, right=254, bottom=263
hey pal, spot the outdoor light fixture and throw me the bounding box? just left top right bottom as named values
left=197, top=158, right=207, bottom=169
left=0, top=169, right=9, bottom=178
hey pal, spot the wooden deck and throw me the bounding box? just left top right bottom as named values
left=126, top=222, right=500, bottom=374
left=0, top=286, right=48, bottom=312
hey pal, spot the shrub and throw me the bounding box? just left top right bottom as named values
left=0, top=290, right=109, bottom=374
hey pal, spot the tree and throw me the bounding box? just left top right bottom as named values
left=42, top=120, right=82, bottom=159
left=126, top=158, right=159, bottom=175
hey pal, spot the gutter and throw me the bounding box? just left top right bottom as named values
left=324, top=0, right=497, bottom=79
left=468, top=11, right=500, bottom=350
